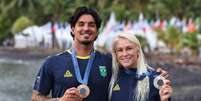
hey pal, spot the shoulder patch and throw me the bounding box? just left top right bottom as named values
left=64, top=70, right=73, bottom=78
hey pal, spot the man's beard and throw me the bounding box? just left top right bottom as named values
left=81, top=40, right=92, bottom=45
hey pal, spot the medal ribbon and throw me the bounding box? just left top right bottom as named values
left=71, top=48, right=95, bottom=84
left=123, top=66, right=160, bottom=80
left=136, top=70, right=160, bottom=80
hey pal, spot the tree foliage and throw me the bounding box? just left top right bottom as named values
left=11, top=16, right=33, bottom=34
left=0, top=0, right=201, bottom=44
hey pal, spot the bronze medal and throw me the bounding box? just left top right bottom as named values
left=77, top=84, right=90, bottom=98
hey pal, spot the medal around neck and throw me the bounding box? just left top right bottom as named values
left=71, top=49, right=95, bottom=98
left=153, top=75, right=165, bottom=89
left=77, top=84, right=90, bottom=98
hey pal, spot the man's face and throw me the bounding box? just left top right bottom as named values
left=72, top=14, right=98, bottom=45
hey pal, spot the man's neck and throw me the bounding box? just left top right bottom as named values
left=73, top=42, right=94, bottom=57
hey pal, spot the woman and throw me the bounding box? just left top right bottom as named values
left=109, top=32, right=172, bottom=101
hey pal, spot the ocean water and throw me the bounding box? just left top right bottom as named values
left=0, top=58, right=43, bottom=101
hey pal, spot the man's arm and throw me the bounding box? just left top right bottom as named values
left=32, top=87, right=82, bottom=101
left=31, top=90, right=59, bottom=101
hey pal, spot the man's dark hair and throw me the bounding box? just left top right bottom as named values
left=69, top=6, right=102, bottom=29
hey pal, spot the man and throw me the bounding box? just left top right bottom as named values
left=32, top=7, right=112, bottom=101
left=32, top=6, right=169, bottom=101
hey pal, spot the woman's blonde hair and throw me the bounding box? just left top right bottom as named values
left=109, top=32, right=150, bottom=101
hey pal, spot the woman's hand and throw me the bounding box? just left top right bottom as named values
left=156, top=68, right=170, bottom=79
left=159, top=79, right=173, bottom=101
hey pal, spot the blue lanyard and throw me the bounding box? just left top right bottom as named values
left=136, top=71, right=160, bottom=80
left=122, top=66, right=160, bottom=80
left=71, top=49, right=95, bottom=84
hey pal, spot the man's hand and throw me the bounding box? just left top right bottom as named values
left=59, top=87, right=82, bottom=101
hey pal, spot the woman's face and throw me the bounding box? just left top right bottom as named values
left=115, top=38, right=139, bottom=69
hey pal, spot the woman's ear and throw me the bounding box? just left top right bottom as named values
left=137, top=49, right=141, bottom=59
left=137, top=53, right=139, bottom=59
